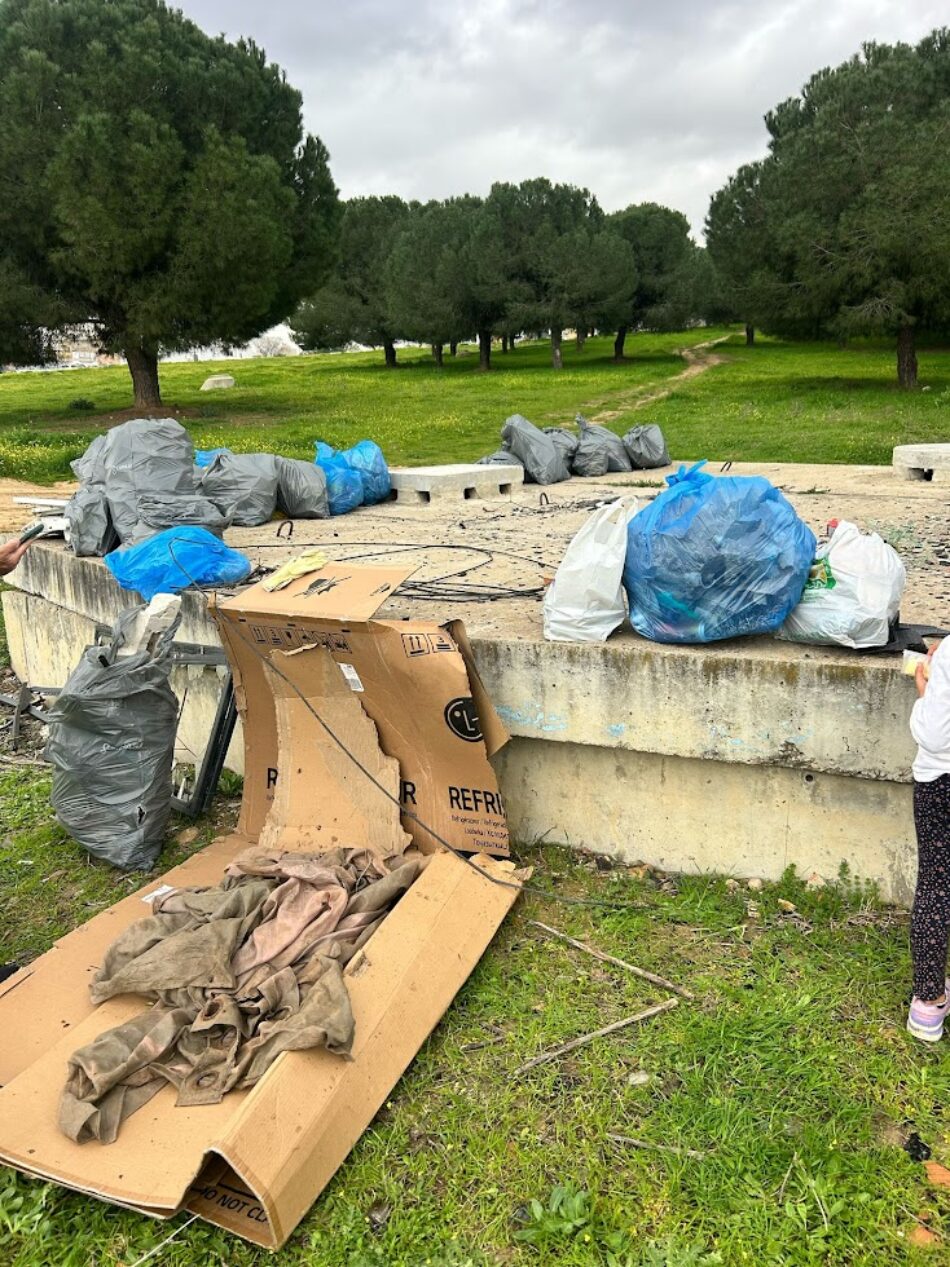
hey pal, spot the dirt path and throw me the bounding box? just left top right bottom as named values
left=0, top=479, right=77, bottom=534
left=582, top=336, right=730, bottom=425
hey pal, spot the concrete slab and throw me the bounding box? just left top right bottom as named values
left=4, top=456, right=947, bottom=902
left=893, top=442, right=950, bottom=484
left=388, top=462, right=524, bottom=504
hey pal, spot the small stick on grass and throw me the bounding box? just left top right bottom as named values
left=514, top=998, right=677, bottom=1075
left=607, top=1133, right=708, bottom=1160
left=528, top=920, right=694, bottom=1000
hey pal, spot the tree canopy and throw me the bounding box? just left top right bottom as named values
left=0, top=0, right=340, bottom=406
left=293, top=195, right=410, bottom=366
left=707, top=29, right=950, bottom=387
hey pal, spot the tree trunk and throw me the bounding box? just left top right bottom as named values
left=897, top=324, right=918, bottom=390
left=384, top=338, right=397, bottom=368
left=431, top=342, right=444, bottom=367
left=613, top=327, right=627, bottom=361
left=501, top=334, right=509, bottom=353
left=125, top=344, right=162, bottom=409
left=509, top=333, right=516, bottom=349
left=478, top=328, right=491, bottom=371
left=450, top=340, right=458, bottom=357
left=576, top=327, right=586, bottom=351
left=551, top=328, right=563, bottom=370
left=745, top=323, right=755, bottom=346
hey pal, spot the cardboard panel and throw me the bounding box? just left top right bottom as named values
left=260, top=645, right=411, bottom=858
left=0, top=852, right=521, bottom=1248
left=214, top=579, right=510, bottom=856
left=224, top=564, right=417, bottom=622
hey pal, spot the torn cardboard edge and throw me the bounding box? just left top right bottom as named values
left=0, top=563, right=524, bottom=1249
left=213, top=563, right=511, bottom=858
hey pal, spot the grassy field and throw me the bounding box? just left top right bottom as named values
left=0, top=762, right=946, bottom=1267
left=1, top=329, right=948, bottom=1265
left=1, top=328, right=949, bottom=482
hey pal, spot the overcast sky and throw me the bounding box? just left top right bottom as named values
left=178, top=0, right=945, bottom=237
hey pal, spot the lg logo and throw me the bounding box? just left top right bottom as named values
left=444, top=697, right=482, bottom=742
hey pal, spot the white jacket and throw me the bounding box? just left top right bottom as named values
left=912, top=638, right=950, bottom=782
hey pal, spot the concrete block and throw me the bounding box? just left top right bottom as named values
left=893, top=442, right=950, bottom=482
left=388, top=463, right=524, bottom=505
left=200, top=374, right=235, bottom=391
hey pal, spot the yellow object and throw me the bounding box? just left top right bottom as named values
left=262, top=548, right=329, bottom=591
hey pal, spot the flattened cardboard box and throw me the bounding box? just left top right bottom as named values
left=213, top=564, right=511, bottom=858
left=0, top=573, right=522, bottom=1249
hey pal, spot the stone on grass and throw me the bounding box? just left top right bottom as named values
left=200, top=374, right=236, bottom=392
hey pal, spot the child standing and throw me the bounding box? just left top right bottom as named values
left=907, top=638, right=950, bottom=1041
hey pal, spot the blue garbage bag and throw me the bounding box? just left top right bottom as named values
left=314, top=442, right=364, bottom=516
left=623, top=461, right=816, bottom=644
left=195, top=447, right=231, bottom=468
left=340, top=439, right=391, bottom=505
left=104, top=527, right=252, bottom=601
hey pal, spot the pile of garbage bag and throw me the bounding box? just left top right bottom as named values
left=623, top=462, right=816, bottom=644
left=477, top=413, right=669, bottom=485
left=65, top=422, right=391, bottom=574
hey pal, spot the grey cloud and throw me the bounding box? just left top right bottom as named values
left=178, top=0, right=947, bottom=234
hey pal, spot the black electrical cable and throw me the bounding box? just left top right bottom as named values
left=248, top=540, right=551, bottom=603
left=165, top=539, right=639, bottom=910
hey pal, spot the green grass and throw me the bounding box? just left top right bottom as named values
left=3, top=327, right=950, bottom=483
left=0, top=331, right=718, bottom=482
left=652, top=335, right=950, bottom=466
left=0, top=764, right=945, bottom=1267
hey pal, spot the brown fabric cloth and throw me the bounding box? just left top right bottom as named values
left=60, top=847, right=422, bottom=1144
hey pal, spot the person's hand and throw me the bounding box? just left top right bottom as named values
left=916, top=642, right=940, bottom=698
left=0, top=537, right=31, bottom=578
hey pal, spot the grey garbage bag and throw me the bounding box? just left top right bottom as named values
left=500, top=414, right=570, bottom=484
left=623, top=423, right=670, bottom=469
left=275, top=457, right=330, bottom=518
left=64, top=486, right=119, bottom=557
left=97, top=419, right=197, bottom=542
left=198, top=452, right=279, bottom=526
left=477, top=449, right=525, bottom=467
left=571, top=414, right=632, bottom=477
left=70, top=433, right=109, bottom=485
left=544, top=427, right=579, bottom=465
left=126, top=493, right=230, bottom=543
left=45, top=607, right=181, bottom=870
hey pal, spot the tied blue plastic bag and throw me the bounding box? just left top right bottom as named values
left=195, top=447, right=230, bottom=468
left=623, top=462, right=816, bottom=644
left=104, top=527, right=252, bottom=601
left=314, top=442, right=364, bottom=516
left=341, top=439, right=391, bottom=505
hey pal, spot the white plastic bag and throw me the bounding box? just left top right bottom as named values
left=543, top=498, right=638, bottom=642
left=779, top=520, right=906, bottom=649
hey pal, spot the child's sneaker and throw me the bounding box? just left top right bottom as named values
left=908, top=994, right=949, bottom=1042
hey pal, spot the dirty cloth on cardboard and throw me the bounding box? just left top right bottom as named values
left=59, top=847, right=421, bottom=1144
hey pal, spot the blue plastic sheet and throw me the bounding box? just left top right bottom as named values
left=195, top=447, right=231, bottom=468
left=623, top=462, right=816, bottom=644
left=340, top=439, right=391, bottom=505
left=104, top=527, right=252, bottom=601
left=314, top=442, right=364, bottom=516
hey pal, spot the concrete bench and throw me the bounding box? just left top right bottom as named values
left=893, top=442, right=950, bottom=483
left=388, top=463, right=524, bottom=505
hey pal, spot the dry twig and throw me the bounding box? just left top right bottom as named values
left=529, top=920, right=694, bottom=1000
left=515, top=998, right=678, bottom=1075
